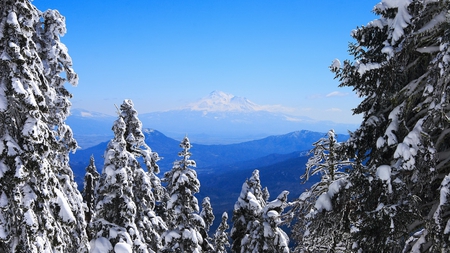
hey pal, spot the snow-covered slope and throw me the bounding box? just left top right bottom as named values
left=138, top=91, right=357, bottom=142
left=185, top=90, right=262, bottom=112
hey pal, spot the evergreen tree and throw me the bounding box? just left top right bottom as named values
left=90, top=116, right=148, bottom=252
left=83, top=156, right=99, bottom=227
left=331, top=0, right=450, bottom=251
left=0, top=1, right=88, bottom=252
left=119, top=99, right=166, bottom=251
left=292, top=130, right=353, bottom=252
left=90, top=100, right=165, bottom=252
left=231, top=170, right=291, bottom=252
left=200, top=197, right=215, bottom=233
left=162, top=136, right=212, bottom=252
left=261, top=191, right=290, bottom=253
left=214, top=212, right=230, bottom=253
left=230, top=169, right=266, bottom=253
left=200, top=197, right=215, bottom=253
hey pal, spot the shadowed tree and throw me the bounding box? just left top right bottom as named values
left=0, top=1, right=88, bottom=252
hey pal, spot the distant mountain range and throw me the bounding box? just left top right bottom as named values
left=69, top=129, right=349, bottom=179
left=70, top=128, right=348, bottom=231
left=68, top=90, right=358, bottom=148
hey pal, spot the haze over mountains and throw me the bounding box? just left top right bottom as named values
left=67, top=90, right=355, bottom=230
left=70, top=129, right=348, bottom=232
left=68, top=90, right=358, bottom=148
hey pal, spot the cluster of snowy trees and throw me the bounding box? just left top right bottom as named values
left=2, top=0, right=450, bottom=252
left=82, top=99, right=291, bottom=253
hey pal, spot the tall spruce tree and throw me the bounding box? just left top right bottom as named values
left=83, top=156, right=99, bottom=228
left=90, top=100, right=165, bottom=252
left=120, top=99, right=166, bottom=251
left=230, top=169, right=266, bottom=253
left=214, top=212, right=230, bottom=253
left=0, top=1, right=88, bottom=252
left=292, top=130, right=353, bottom=252
left=231, top=170, right=291, bottom=253
left=330, top=0, right=450, bottom=251
left=161, top=136, right=213, bottom=252
left=89, top=117, right=142, bottom=252
left=261, top=191, right=290, bottom=253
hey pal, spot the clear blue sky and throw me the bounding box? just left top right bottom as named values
left=34, top=0, right=378, bottom=124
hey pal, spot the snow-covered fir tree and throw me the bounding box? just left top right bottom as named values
left=119, top=99, right=166, bottom=251
left=231, top=170, right=291, bottom=252
left=292, top=130, right=353, bottom=252
left=162, top=136, right=213, bottom=252
left=230, top=169, right=266, bottom=253
left=90, top=100, right=166, bottom=252
left=0, top=1, right=89, bottom=252
left=200, top=197, right=215, bottom=233
left=261, top=191, right=290, bottom=253
left=200, top=197, right=215, bottom=253
left=83, top=156, right=99, bottom=227
left=330, top=0, right=450, bottom=251
left=89, top=117, right=142, bottom=252
left=214, top=212, right=230, bottom=253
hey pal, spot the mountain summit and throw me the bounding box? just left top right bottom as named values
left=185, top=90, right=262, bottom=112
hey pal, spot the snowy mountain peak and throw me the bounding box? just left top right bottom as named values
left=186, top=91, right=261, bottom=112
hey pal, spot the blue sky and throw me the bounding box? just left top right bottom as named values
left=34, top=1, right=378, bottom=124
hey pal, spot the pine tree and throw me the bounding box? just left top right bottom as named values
left=90, top=116, right=148, bottom=252
left=261, top=191, right=290, bottom=253
left=162, top=136, right=212, bottom=252
left=119, top=99, right=166, bottom=251
left=230, top=169, right=266, bottom=253
left=83, top=156, right=99, bottom=227
left=90, top=100, right=166, bottom=252
left=214, top=212, right=230, bottom=253
left=292, top=130, right=353, bottom=252
left=0, top=1, right=88, bottom=252
left=331, top=0, right=450, bottom=251
left=231, top=170, right=291, bottom=252
left=200, top=197, right=215, bottom=252
left=200, top=197, right=215, bottom=233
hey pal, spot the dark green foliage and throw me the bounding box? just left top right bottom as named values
left=327, top=0, right=450, bottom=251
left=0, top=1, right=88, bottom=252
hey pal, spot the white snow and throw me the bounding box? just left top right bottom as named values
left=24, top=209, right=37, bottom=227
left=327, top=179, right=344, bottom=198
left=357, top=62, right=382, bottom=76
left=114, top=242, right=132, bottom=253
left=315, top=193, right=332, bottom=212
left=54, top=188, right=76, bottom=223
left=6, top=12, right=19, bottom=27
left=0, top=87, right=7, bottom=112
left=0, top=192, right=7, bottom=208
left=22, top=185, right=37, bottom=208
left=164, top=231, right=181, bottom=243
left=184, top=90, right=291, bottom=113
left=90, top=237, right=113, bottom=253
left=375, top=0, right=412, bottom=43
left=386, top=104, right=402, bottom=146
left=331, top=59, right=341, bottom=71
left=247, top=192, right=262, bottom=211
left=377, top=165, right=393, bottom=193
left=376, top=165, right=391, bottom=181
left=416, top=11, right=447, bottom=34
left=417, top=46, right=440, bottom=54
left=11, top=78, right=26, bottom=95
left=394, top=119, right=423, bottom=171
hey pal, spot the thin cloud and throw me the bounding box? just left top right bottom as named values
left=326, top=91, right=348, bottom=97
left=326, top=108, right=343, bottom=112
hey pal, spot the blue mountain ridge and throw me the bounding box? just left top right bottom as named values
left=70, top=129, right=348, bottom=232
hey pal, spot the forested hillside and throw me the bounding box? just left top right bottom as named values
left=0, top=0, right=449, bottom=252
